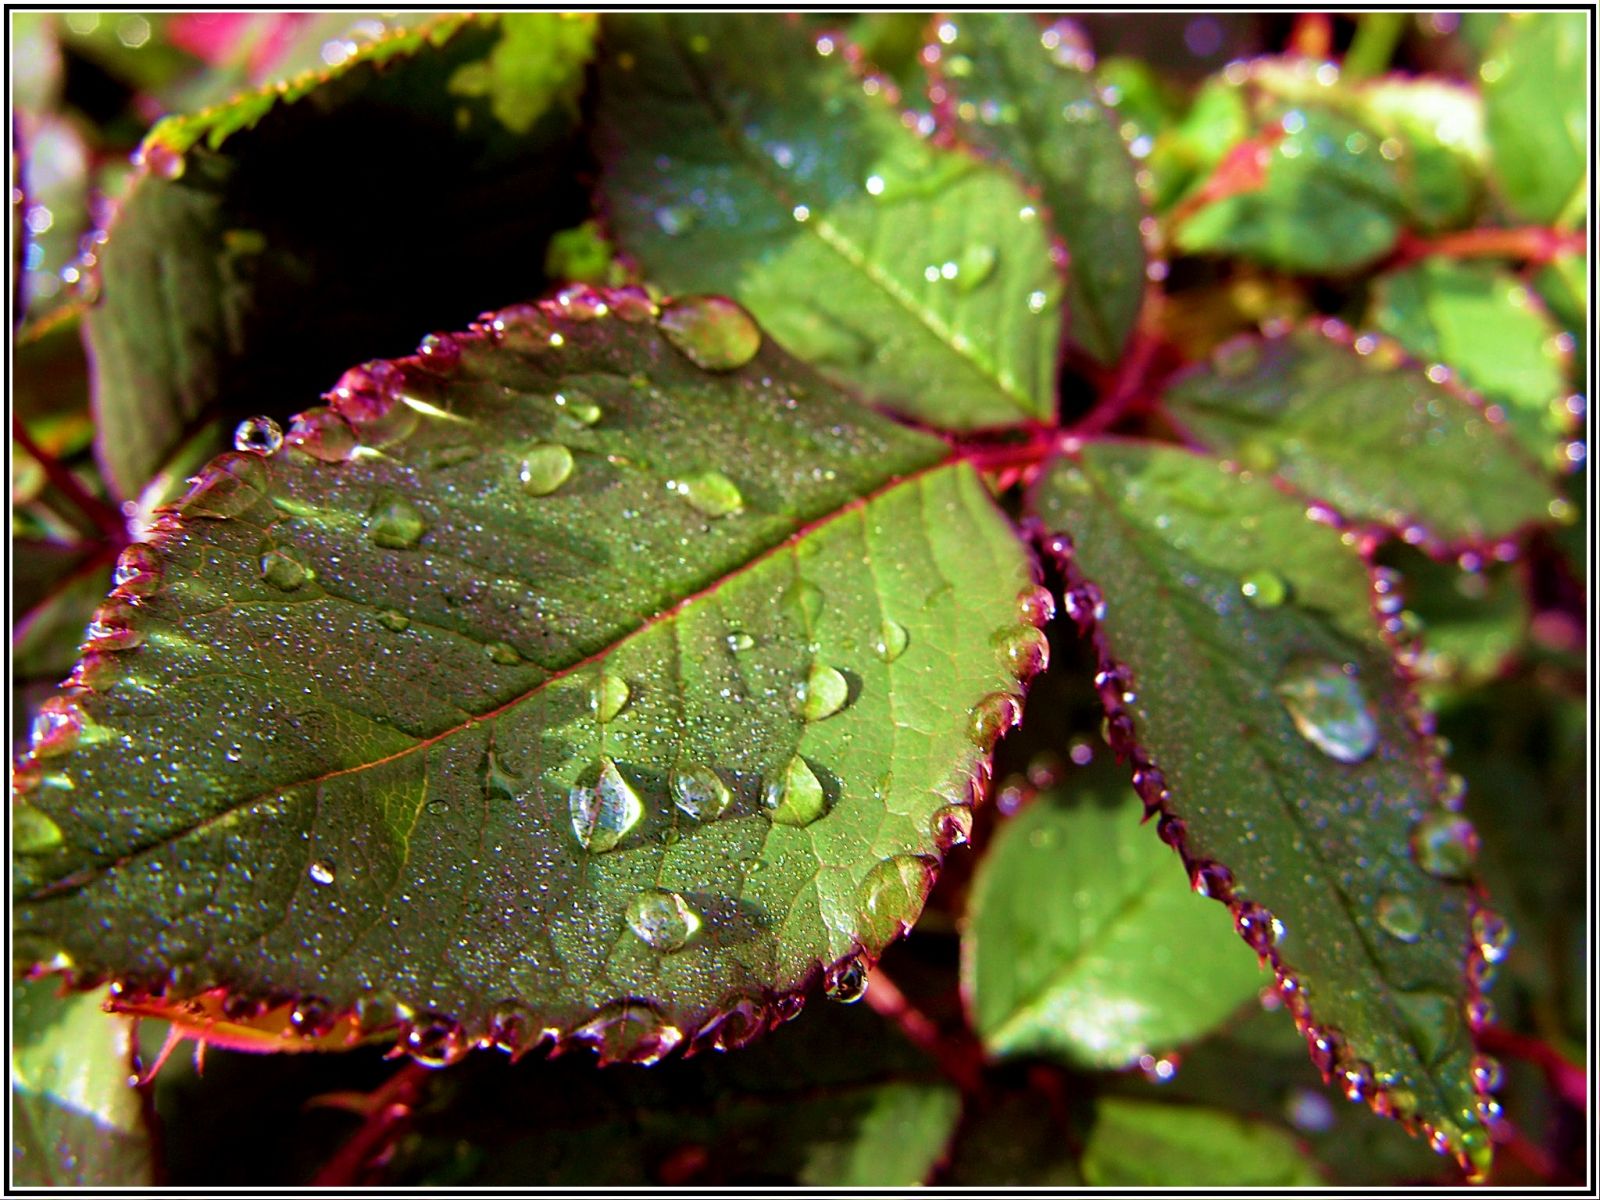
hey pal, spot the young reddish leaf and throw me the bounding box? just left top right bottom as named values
left=934, top=13, right=1148, bottom=365
left=1030, top=441, right=1500, bottom=1177
left=595, top=13, right=1063, bottom=431
left=1162, top=322, right=1561, bottom=553
left=15, top=291, right=1040, bottom=1068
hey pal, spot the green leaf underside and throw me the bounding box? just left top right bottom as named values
left=11, top=979, right=154, bottom=1187
left=963, top=767, right=1263, bottom=1068
left=939, top=13, right=1146, bottom=365
left=1082, top=1097, right=1320, bottom=1187
left=1371, top=259, right=1573, bottom=465
left=1030, top=442, right=1481, bottom=1150
left=85, top=14, right=593, bottom=501
left=16, top=300, right=1038, bottom=1057
left=1177, top=105, right=1407, bottom=273
left=596, top=13, right=1063, bottom=430
left=1163, top=326, right=1557, bottom=546
left=1482, top=13, right=1588, bottom=227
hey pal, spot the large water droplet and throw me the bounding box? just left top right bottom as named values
left=367, top=496, right=426, bottom=549
left=824, top=956, right=868, bottom=1003
left=234, top=415, right=283, bottom=455
left=658, top=296, right=762, bottom=371
left=418, top=332, right=462, bottom=372
left=1240, top=569, right=1289, bottom=608
left=1275, top=659, right=1378, bottom=763
left=785, top=579, right=825, bottom=627
left=378, top=609, right=410, bottom=632
left=726, top=630, right=755, bottom=653
left=30, top=696, right=84, bottom=758
left=872, top=618, right=909, bottom=662
left=626, top=889, right=702, bottom=952
left=998, top=625, right=1050, bottom=676
left=1410, top=813, right=1479, bottom=879
left=571, top=758, right=645, bottom=851
left=112, top=542, right=162, bottom=597
left=553, top=390, right=602, bottom=425
left=956, top=242, right=998, bottom=292
left=1017, top=584, right=1057, bottom=625
left=405, top=1013, right=468, bottom=1067
left=969, top=692, right=1023, bottom=747
left=932, top=804, right=973, bottom=850
left=793, top=664, right=849, bottom=721
left=763, top=755, right=826, bottom=827
left=591, top=672, right=631, bottom=722
left=519, top=444, right=575, bottom=496
left=259, top=546, right=311, bottom=591
left=1376, top=892, right=1424, bottom=942
left=178, top=452, right=269, bottom=519
left=13, top=802, right=64, bottom=854
left=670, top=763, right=732, bottom=821
left=284, top=406, right=358, bottom=463
left=308, top=860, right=336, bottom=886
left=674, top=470, right=744, bottom=517
left=857, top=855, right=936, bottom=944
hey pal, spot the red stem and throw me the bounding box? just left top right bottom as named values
left=863, top=966, right=985, bottom=1094
left=1477, top=1025, right=1587, bottom=1111
left=1289, top=13, right=1334, bottom=58
left=310, top=1060, right=432, bottom=1187
left=12, top=413, right=126, bottom=540
left=1072, top=309, right=1164, bottom=438
left=1391, top=226, right=1586, bottom=268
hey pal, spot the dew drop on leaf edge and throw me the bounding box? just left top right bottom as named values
left=657, top=295, right=762, bottom=371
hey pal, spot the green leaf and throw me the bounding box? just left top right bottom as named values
left=1370, top=259, right=1576, bottom=467
left=1146, top=75, right=1251, bottom=213
left=1482, top=13, right=1588, bottom=226
left=11, top=978, right=154, bottom=1187
left=937, top=13, right=1147, bottom=364
left=84, top=13, right=594, bottom=501
left=1163, top=324, right=1559, bottom=549
left=595, top=13, right=1063, bottom=430
left=1535, top=252, right=1588, bottom=387
left=1175, top=105, right=1406, bottom=273
left=963, top=765, right=1264, bottom=1068
left=1030, top=442, right=1490, bottom=1171
left=15, top=294, right=1039, bottom=1064
left=1082, top=1097, right=1321, bottom=1186
left=1375, top=547, right=1529, bottom=694
left=1351, top=79, right=1485, bottom=232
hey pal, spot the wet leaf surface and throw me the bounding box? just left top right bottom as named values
left=936, top=13, right=1147, bottom=364
left=85, top=14, right=594, bottom=500
left=596, top=13, right=1063, bottom=430
left=15, top=293, right=1038, bottom=1065
left=963, top=765, right=1264, bottom=1068
left=1163, top=324, right=1559, bottom=549
left=1030, top=441, right=1491, bottom=1171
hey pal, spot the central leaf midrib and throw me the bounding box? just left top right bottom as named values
left=665, top=29, right=1032, bottom=415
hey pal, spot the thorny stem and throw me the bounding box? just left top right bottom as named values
left=12, top=413, right=127, bottom=541
left=863, top=965, right=985, bottom=1094
left=1477, top=1025, right=1588, bottom=1110
left=1392, top=226, right=1587, bottom=267
left=310, top=1060, right=433, bottom=1187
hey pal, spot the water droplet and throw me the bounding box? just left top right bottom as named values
left=726, top=630, right=755, bottom=653
left=426, top=799, right=450, bottom=815
left=1376, top=892, right=1424, bottom=942
left=178, top=452, right=269, bottom=519
left=112, top=543, right=162, bottom=597
left=259, top=546, right=311, bottom=591
left=233, top=415, right=283, bottom=455
left=969, top=692, right=1023, bottom=747
left=1240, top=569, right=1289, bottom=608
left=591, top=672, right=630, bottom=721
left=670, top=764, right=732, bottom=821
left=1410, top=813, right=1479, bottom=880
left=762, top=755, right=826, bottom=827
left=956, top=242, right=997, bottom=291
left=1017, top=584, right=1056, bottom=625
left=284, top=406, right=358, bottom=462
left=308, top=860, right=336, bottom=886
left=932, top=804, right=973, bottom=850
left=658, top=296, right=762, bottom=371
left=793, top=664, right=849, bottom=721
left=785, top=579, right=825, bottom=627
left=30, top=696, right=84, bottom=758
left=695, top=997, right=765, bottom=1053
left=1471, top=909, right=1513, bottom=964
left=366, top=496, right=426, bottom=549
left=626, top=889, right=702, bottom=951
left=570, top=758, right=645, bottom=851
left=486, top=641, right=520, bottom=665
left=1235, top=900, right=1283, bottom=956
left=1275, top=659, right=1378, bottom=764
left=518, top=444, right=575, bottom=496
left=872, top=618, right=909, bottom=662
left=13, top=802, right=64, bottom=854
left=1191, top=861, right=1235, bottom=899
left=824, top=956, right=868, bottom=1003
left=1471, top=1053, right=1504, bottom=1092
left=857, top=855, right=936, bottom=944
left=553, top=390, right=602, bottom=425
left=675, top=469, right=744, bottom=517
left=998, top=625, right=1050, bottom=676
left=378, top=609, right=410, bottom=632
left=418, top=332, right=461, bottom=371
left=405, top=1013, right=468, bottom=1067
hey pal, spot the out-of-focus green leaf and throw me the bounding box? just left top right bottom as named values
left=596, top=13, right=1063, bottom=430
left=85, top=13, right=594, bottom=500
left=1371, top=259, right=1575, bottom=467
left=1147, top=75, right=1251, bottom=213
left=16, top=294, right=1038, bottom=1064
left=1353, top=79, right=1485, bottom=231
left=837, top=12, right=929, bottom=90
left=1030, top=442, right=1489, bottom=1169
left=1482, top=13, right=1588, bottom=226
left=1534, top=252, right=1589, bottom=388
left=17, top=114, right=91, bottom=327
left=1164, top=325, right=1559, bottom=548
left=1377, top=547, right=1528, bottom=693
left=1082, top=1096, right=1322, bottom=1186
left=380, top=1001, right=957, bottom=1186
left=11, top=978, right=154, bottom=1187
left=938, top=13, right=1147, bottom=364
left=963, top=766, right=1263, bottom=1068
left=13, top=554, right=116, bottom=682
left=1176, top=105, right=1406, bottom=273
